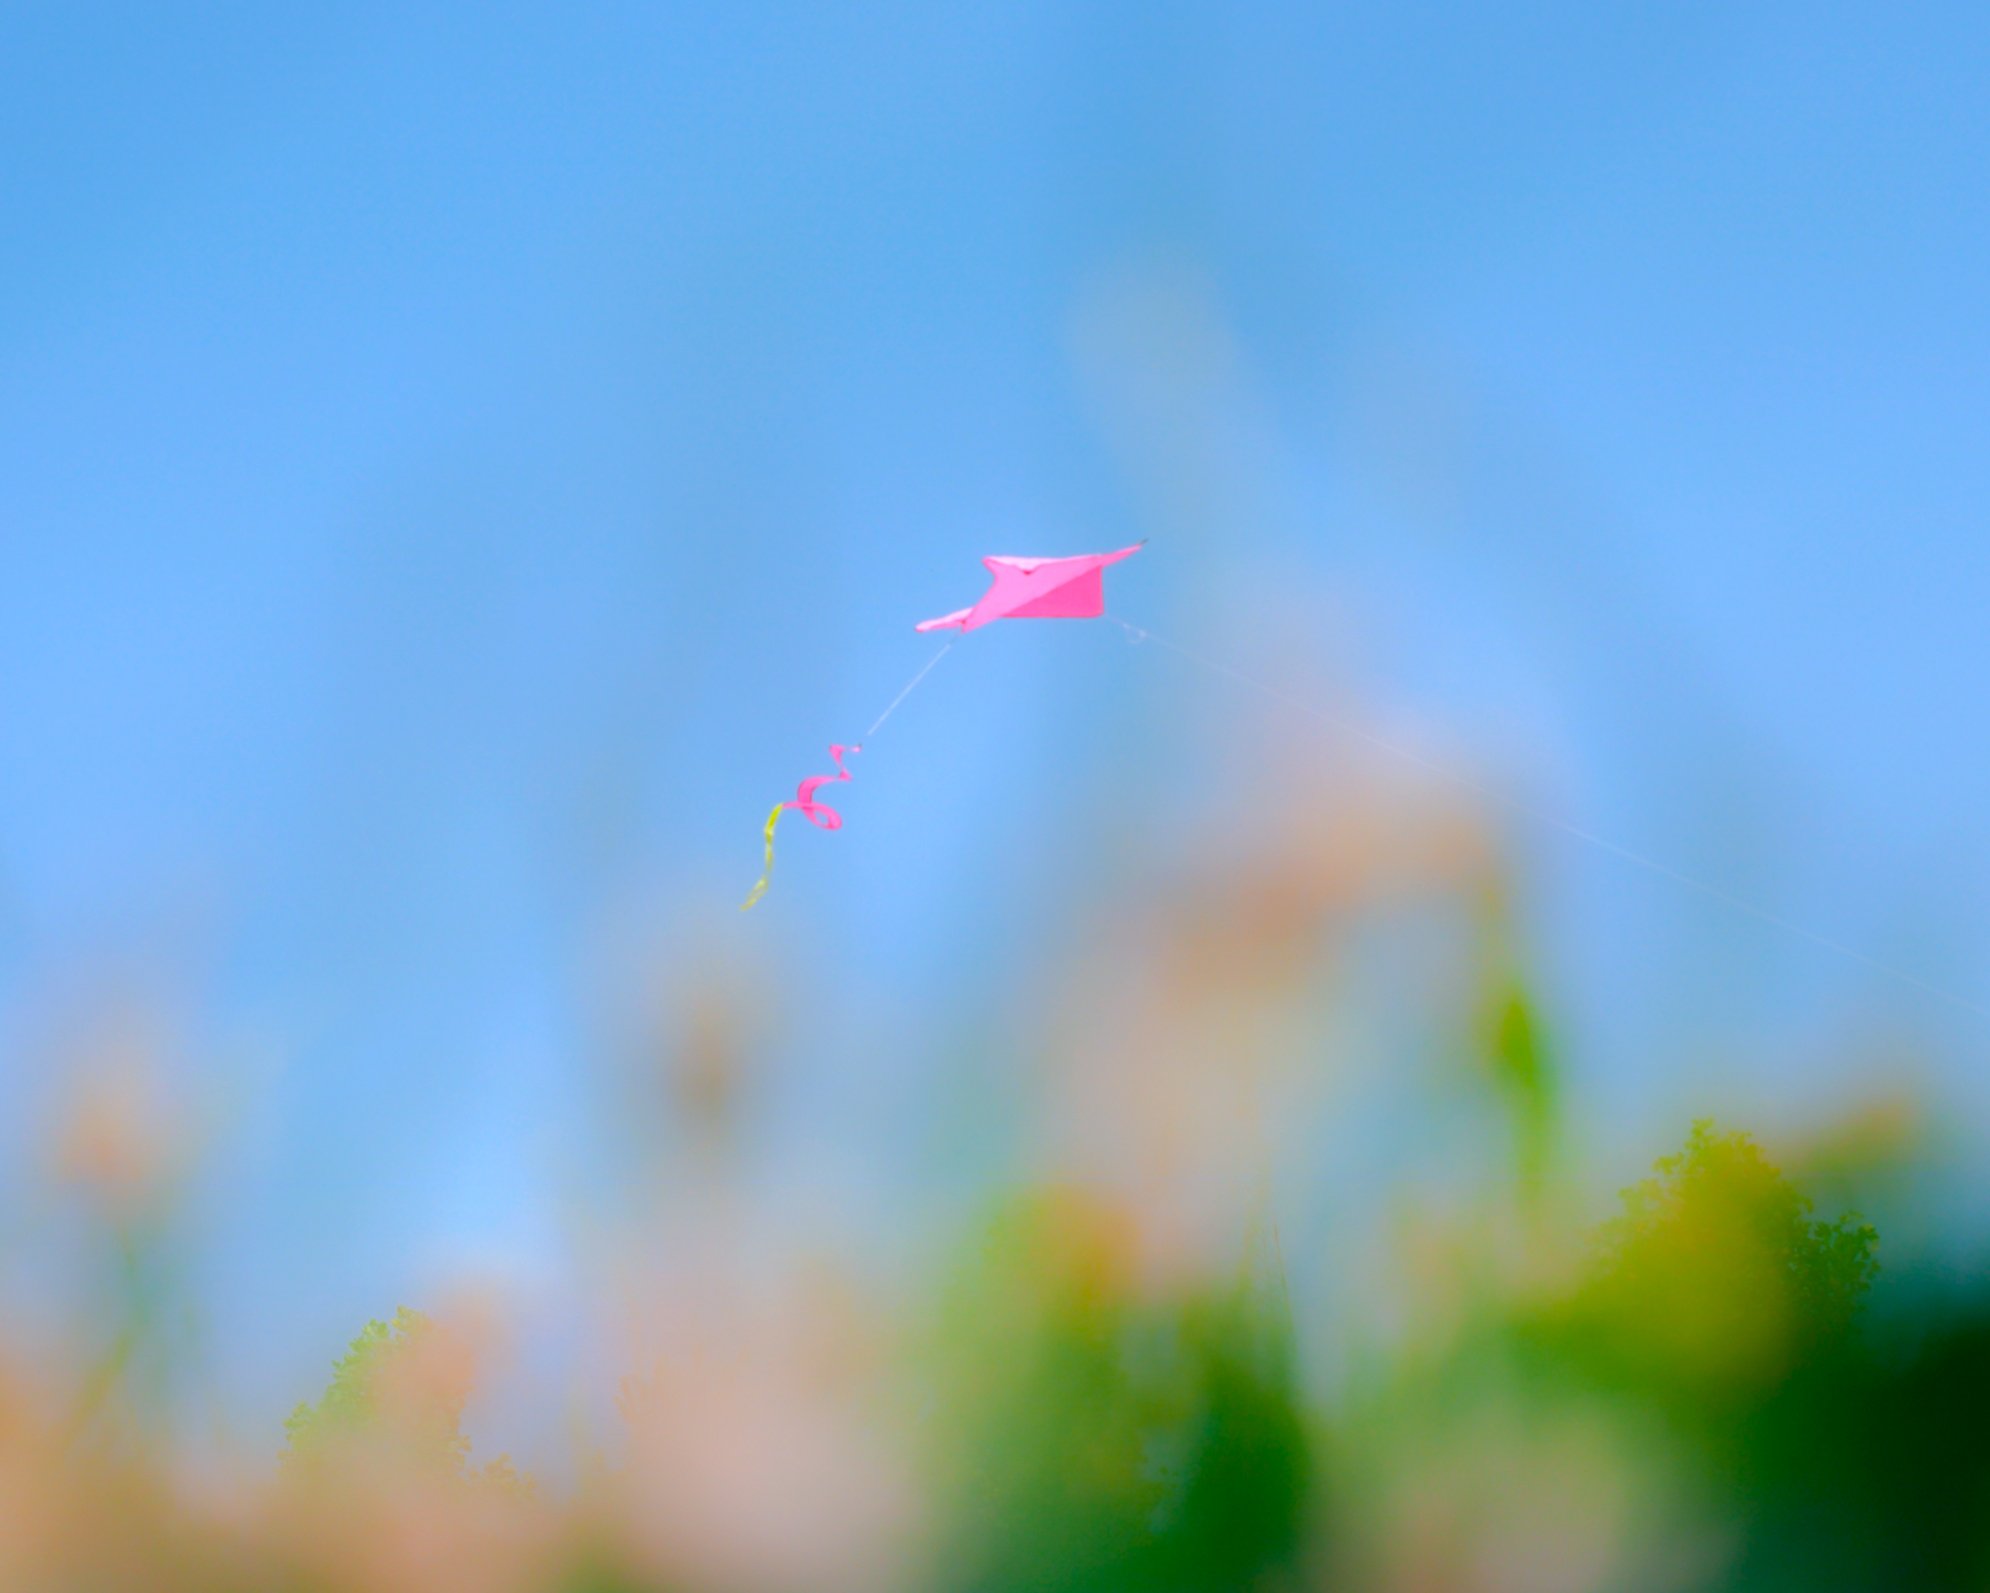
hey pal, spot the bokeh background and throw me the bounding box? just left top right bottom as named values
left=3, top=4, right=1988, bottom=1589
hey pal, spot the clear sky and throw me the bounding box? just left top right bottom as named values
left=4, top=1, right=1987, bottom=1435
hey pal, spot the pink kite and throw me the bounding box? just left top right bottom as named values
left=915, top=543, right=1144, bottom=633
left=744, top=543, right=1144, bottom=909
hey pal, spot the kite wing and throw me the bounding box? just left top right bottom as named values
left=915, top=544, right=1143, bottom=633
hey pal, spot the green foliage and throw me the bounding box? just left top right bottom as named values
left=283, top=1305, right=528, bottom=1493
left=1481, top=972, right=1560, bottom=1200
left=1469, top=895, right=1564, bottom=1204
left=1577, top=1120, right=1878, bottom=1400
left=259, top=1130, right=1915, bottom=1591
left=930, top=1191, right=1310, bottom=1593
left=1607, top=1122, right=1878, bottom=1291
left=1151, top=1290, right=1313, bottom=1592
left=284, top=1307, right=461, bottom=1463
left=1329, top=1120, right=1894, bottom=1589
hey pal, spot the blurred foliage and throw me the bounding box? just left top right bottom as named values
left=284, top=1308, right=462, bottom=1463
left=284, top=1306, right=530, bottom=1497
left=11, top=981, right=1990, bottom=1590
left=1480, top=970, right=1560, bottom=1203
left=929, top=1189, right=1308, bottom=1593
left=1558, top=1120, right=1879, bottom=1410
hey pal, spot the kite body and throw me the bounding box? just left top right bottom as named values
left=915, top=544, right=1143, bottom=633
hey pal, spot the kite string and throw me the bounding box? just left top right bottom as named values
left=864, top=638, right=954, bottom=742
left=1106, top=614, right=1988, bottom=1022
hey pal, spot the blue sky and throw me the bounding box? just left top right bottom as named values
left=4, top=1, right=1988, bottom=1433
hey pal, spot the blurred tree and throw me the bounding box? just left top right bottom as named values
left=1726, top=1290, right=1990, bottom=1590
left=1511, top=1121, right=1889, bottom=1588
left=930, top=1190, right=1310, bottom=1593
left=1571, top=1120, right=1878, bottom=1405
left=283, top=1306, right=528, bottom=1493
left=284, top=1307, right=469, bottom=1468
left=1333, top=1119, right=1887, bottom=1589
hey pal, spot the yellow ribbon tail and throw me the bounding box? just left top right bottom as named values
left=740, top=802, right=788, bottom=910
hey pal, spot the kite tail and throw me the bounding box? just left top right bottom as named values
left=739, top=800, right=789, bottom=911
left=740, top=744, right=859, bottom=910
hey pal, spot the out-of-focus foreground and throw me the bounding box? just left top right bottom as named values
left=5, top=770, right=1985, bottom=1593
